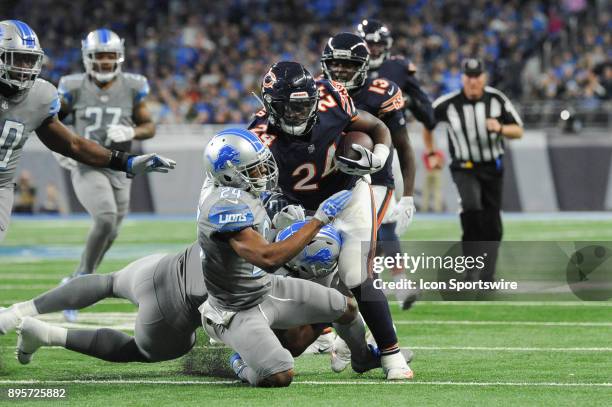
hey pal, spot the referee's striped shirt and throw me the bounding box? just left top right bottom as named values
left=432, top=86, right=523, bottom=167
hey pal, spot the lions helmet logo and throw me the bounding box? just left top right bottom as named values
left=209, top=145, right=240, bottom=172
left=263, top=69, right=277, bottom=89
left=303, top=247, right=333, bottom=265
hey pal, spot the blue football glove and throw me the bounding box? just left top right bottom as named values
left=127, top=153, right=176, bottom=177
left=314, top=190, right=352, bottom=225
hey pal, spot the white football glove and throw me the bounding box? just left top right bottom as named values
left=314, top=190, right=352, bottom=225
left=272, top=204, right=306, bottom=230
left=106, top=124, right=135, bottom=144
left=393, top=196, right=415, bottom=237
left=127, top=153, right=176, bottom=177
left=336, top=144, right=389, bottom=176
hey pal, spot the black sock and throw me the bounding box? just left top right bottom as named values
left=351, top=278, right=399, bottom=354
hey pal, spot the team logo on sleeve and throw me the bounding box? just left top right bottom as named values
left=208, top=145, right=241, bottom=172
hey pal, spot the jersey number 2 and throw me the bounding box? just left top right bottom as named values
left=0, top=120, right=25, bottom=169
left=84, top=107, right=122, bottom=139
left=293, top=144, right=337, bottom=191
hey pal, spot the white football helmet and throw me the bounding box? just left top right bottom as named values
left=0, top=20, right=44, bottom=93
left=203, top=128, right=278, bottom=196
left=82, top=29, right=124, bottom=83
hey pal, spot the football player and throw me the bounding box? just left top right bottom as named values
left=199, top=128, right=375, bottom=387
left=249, top=62, right=413, bottom=380
left=56, top=29, right=156, bottom=312
left=0, top=20, right=174, bottom=243
left=357, top=20, right=434, bottom=308
left=0, top=242, right=206, bottom=364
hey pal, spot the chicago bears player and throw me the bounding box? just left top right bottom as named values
left=321, top=32, right=420, bottom=309
left=57, top=29, right=156, bottom=312
left=198, top=128, right=374, bottom=387
left=0, top=20, right=174, bottom=243
left=249, top=62, right=413, bottom=380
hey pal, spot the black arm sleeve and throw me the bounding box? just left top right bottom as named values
left=403, top=75, right=436, bottom=130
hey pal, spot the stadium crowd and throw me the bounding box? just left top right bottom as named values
left=9, top=0, right=611, bottom=125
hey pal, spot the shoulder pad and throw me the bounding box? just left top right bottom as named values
left=317, top=79, right=357, bottom=118
left=32, top=79, right=60, bottom=117
left=122, top=73, right=150, bottom=103
left=200, top=187, right=258, bottom=235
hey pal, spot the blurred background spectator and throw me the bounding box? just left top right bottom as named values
left=13, top=171, right=36, bottom=214
left=4, top=0, right=611, bottom=126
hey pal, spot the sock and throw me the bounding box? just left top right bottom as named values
left=47, top=325, right=67, bottom=346
left=351, top=278, right=399, bottom=353
left=66, top=328, right=149, bottom=363
left=12, top=300, right=39, bottom=318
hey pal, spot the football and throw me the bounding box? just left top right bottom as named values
left=335, top=131, right=374, bottom=161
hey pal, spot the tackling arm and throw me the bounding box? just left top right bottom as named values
left=228, top=219, right=324, bottom=271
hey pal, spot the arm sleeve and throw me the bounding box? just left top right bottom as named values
left=57, top=77, right=73, bottom=110
left=498, top=94, right=523, bottom=127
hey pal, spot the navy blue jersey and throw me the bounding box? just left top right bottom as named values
left=369, top=56, right=435, bottom=130
left=249, top=79, right=358, bottom=211
left=351, top=77, right=405, bottom=188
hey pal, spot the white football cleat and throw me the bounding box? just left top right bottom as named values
left=16, top=317, right=50, bottom=365
left=0, top=306, right=21, bottom=335
left=382, top=352, right=414, bottom=380
left=303, top=330, right=335, bottom=354
left=330, top=335, right=351, bottom=373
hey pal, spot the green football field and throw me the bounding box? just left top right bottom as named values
left=0, top=215, right=611, bottom=406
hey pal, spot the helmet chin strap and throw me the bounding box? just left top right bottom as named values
left=92, top=71, right=118, bottom=83
left=280, top=120, right=309, bottom=136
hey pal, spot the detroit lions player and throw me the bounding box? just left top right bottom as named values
left=0, top=20, right=174, bottom=243
left=0, top=242, right=205, bottom=364
left=199, top=128, right=376, bottom=387
left=57, top=29, right=156, bottom=287
left=249, top=62, right=413, bottom=380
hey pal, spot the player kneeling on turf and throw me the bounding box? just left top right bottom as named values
left=198, top=128, right=378, bottom=387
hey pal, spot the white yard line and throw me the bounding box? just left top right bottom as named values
left=405, top=346, right=612, bottom=352
left=0, top=379, right=609, bottom=387
left=394, top=320, right=612, bottom=327
left=392, top=301, right=612, bottom=307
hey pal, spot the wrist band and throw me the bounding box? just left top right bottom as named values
left=108, top=150, right=130, bottom=172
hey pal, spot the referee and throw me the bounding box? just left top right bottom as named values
left=423, top=58, right=523, bottom=282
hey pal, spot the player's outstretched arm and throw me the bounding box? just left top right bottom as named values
left=35, top=117, right=175, bottom=175
left=229, top=190, right=352, bottom=270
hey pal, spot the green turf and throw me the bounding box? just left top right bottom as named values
left=0, top=217, right=611, bottom=406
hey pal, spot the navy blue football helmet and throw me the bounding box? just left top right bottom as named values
left=261, top=61, right=319, bottom=137
left=321, top=32, right=370, bottom=90
left=356, top=19, right=393, bottom=69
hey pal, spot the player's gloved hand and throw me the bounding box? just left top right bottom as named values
left=127, top=153, right=176, bottom=177
left=336, top=144, right=389, bottom=176
left=272, top=204, right=306, bottom=230
left=393, top=196, right=415, bottom=236
left=314, top=190, right=352, bottom=225
left=106, top=125, right=135, bottom=143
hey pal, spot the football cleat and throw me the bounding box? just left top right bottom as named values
left=0, top=306, right=21, bottom=335
left=381, top=351, right=414, bottom=380
left=303, top=330, right=335, bottom=354
left=16, top=317, right=49, bottom=365
left=351, top=344, right=382, bottom=374
left=330, top=335, right=351, bottom=373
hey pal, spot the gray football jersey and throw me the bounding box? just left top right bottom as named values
left=198, top=181, right=273, bottom=312
left=58, top=72, right=149, bottom=184
left=0, top=79, right=60, bottom=187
